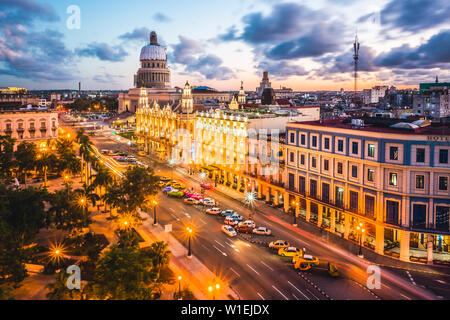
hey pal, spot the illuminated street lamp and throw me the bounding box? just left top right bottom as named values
left=356, top=222, right=365, bottom=258
left=177, top=276, right=182, bottom=299
left=153, top=200, right=158, bottom=225
left=208, top=283, right=220, bottom=300
left=245, top=191, right=256, bottom=220
left=187, top=227, right=193, bottom=259
left=168, top=159, right=175, bottom=179
left=292, top=201, right=299, bottom=227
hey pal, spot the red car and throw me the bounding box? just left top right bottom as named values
left=201, top=184, right=214, bottom=190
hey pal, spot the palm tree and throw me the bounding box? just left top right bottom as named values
left=102, top=182, right=125, bottom=216
left=46, top=271, right=80, bottom=300
left=35, top=149, right=58, bottom=188
left=76, top=128, right=93, bottom=184
left=75, top=183, right=100, bottom=210
left=143, top=241, right=171, bottom=281
left=0, top=135, right=16, bottom=178
left=92, top=165, right=114, bottom=212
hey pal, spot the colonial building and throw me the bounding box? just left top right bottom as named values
left=284, top=118, right=450, bottom=263
left=0, top=108, right=59, bottom=148
left=118, top=31, right=232, bottom=114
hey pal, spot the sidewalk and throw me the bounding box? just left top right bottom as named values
left=136, top=209, right=239, bottom=300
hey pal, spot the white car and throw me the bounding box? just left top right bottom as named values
left=224, top=216, right=239, bottom=226
left=221, top=225, right=237, bottom=237
left=238, top=220, right=256, bottom=229
left=202, top=199, right=216, bottom=207
left=253, top=227, right=272, bottom=236
left=206, top=207, right=221, bottom=215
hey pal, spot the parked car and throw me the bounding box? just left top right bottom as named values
left=235, top=224, right=253, bottom=234
left=278, top=247, right=302, bottom=257
left=159, top=176, right=171, bottom=182
left=157, top=181, right=166, bottom=188
left=224, top=216, right=239, bottom=226
left=269, top=240, right=290, bottom=250
left=168, top=190, right=185, bottom=198
left=221, top=225, right=237, bottom=237
left=238, top=220, right=256, bottom=229
left=163, top=186, right=173, bottom=193
left=206, top=208, right=221, bottom=215
left=138, top=151, right=146, bottom=157
left=200, top=198, right=216, bottom=206
left=184, top=198, right=199, bottom=205
left=229, top=213, right=243, bottom=221
left=253, top=227, right=272, bottom=236
left=221, top=209, right=236, bottom=217
left=201, top=183, right=214, bottom=190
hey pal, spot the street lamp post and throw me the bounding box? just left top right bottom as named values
left=208, top=283, right=220, bottom=300
left=292, top=201, right=299, bottom=227
left=356, top=222, right=365, bottom=258
left=153, top=200, right=158, bottom=225
left=187, top=227, right=193, bottom=259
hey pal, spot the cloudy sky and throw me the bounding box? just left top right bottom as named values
left=0, top=0, right=449, bottom=91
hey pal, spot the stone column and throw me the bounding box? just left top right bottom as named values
left=399, top=230, right=411, bottom=262
left=330, top=210, right=336, bottom=233
left=344, top=214, right=350, bottom=239
left=427, top=234, right=434, bottom=264
left=258, top=183, right=263, bottom=199
left=284, top=193, right=290, bottom=213
left=375, top=224, right=384, bottom=255
left=306, top=200, right=311, bottom=222
left=273, top=190, right=280, bottom=206
left=265, top=186, right=271, bottom=202
left=317, top=204, right=323, bottom=228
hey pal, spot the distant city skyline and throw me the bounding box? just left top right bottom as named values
left=0, top=0, right=449, bottom=91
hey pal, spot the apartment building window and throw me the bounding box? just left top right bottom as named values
left=290, top=132, right=295, bottom=144
left=351, top=165, right=358, bottom=178
left=412, top=204, right=427, bottom=229
left=288, top=173, right=295, bottom=191
left=365, top=195, right=375, bottom=218
left=301, top=134, right=306, bottom=145
left=300, top=154, right=305, bottom=165
left=322, top=183, right=330, bottom=203
left=290, top=152, right=295, bottom=163
left=416, top=175, right=425, bottom=189
left=337, top=162, right=343, bottom=174
left=386, top=201, right=399, bottom=225
left=349, top=191, right=358, bottom=211
left=335, top=187, right=344, bottom=208
left=352, top=142, right=359, bottom=155
left=312, top=157, right=317, bottom=168
left=5, top=123, right=11, bottom=131
left=389, top=173, right=398, bottom=186
left=324, top=159, right=329, bottom=171
left=436, top=206, right=449, bottom=231
left=389, top=146, right=399, bottom=161
left=337, top=139, right=344, bottom=152
left=310, top=180, right=317, bottom=198
left=439, top=149, right=449, bottom=164
left=299, top=176, right=306, bottom=195
left=312, top=136, right=318, bottom=148
left=367, top=169, right=375, bottom=182
left=439, top=177, right=448, bottom=191
left=368, top=144, right=375, bottom=158
left=324, top=138, right=330, bottom=150
left=416, top=148, right=425, bottom=163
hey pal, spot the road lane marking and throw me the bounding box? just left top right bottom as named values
left=272, top=285, right=289, bottom=300
left=200, top=244, right=211, bottom=252
left=256, top=292, right=265, bottom=300
left=400, top=293, right=411, bottom=300
left=306, top=289, right=320, bottom=300
left=246, top=264, right=261, bottom=276
left=214, top=240, right=225, bottom=248
left=260, top=261, right=274, bottom=271
left=213, top=245, right=227, bottom=256
left=287, top=281, right=310, bottom=300
left=292, top=294, right=299, bottom=300
left=169, top=208, right=175, bottom=212
left=230, top=268, right=241, bottom=277
left=199, top=218, right=207, bottom=225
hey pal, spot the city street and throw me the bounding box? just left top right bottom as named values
left=63, top=117, right=450, bottom=300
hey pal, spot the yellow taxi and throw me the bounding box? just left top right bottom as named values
left=278, top=247, right=302, bottom=257
left=172, top=182, right=186, bottom=190
left=293, top=254, right=319, bottom=271
left=269, top=240, right=290, bottom=250
left=138, top=151, right=146, bottom=157
left=159, top=176, right=170, bottom=182
left=157, top=181, right=166, bottom=188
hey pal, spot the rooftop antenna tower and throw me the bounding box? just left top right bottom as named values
left=353, top=32, right=360, bottom=107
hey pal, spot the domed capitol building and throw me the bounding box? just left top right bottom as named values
left=118, top=31, right=232, bottom=114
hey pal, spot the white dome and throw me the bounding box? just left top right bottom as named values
left=140, top=45, right=166, bottom=61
